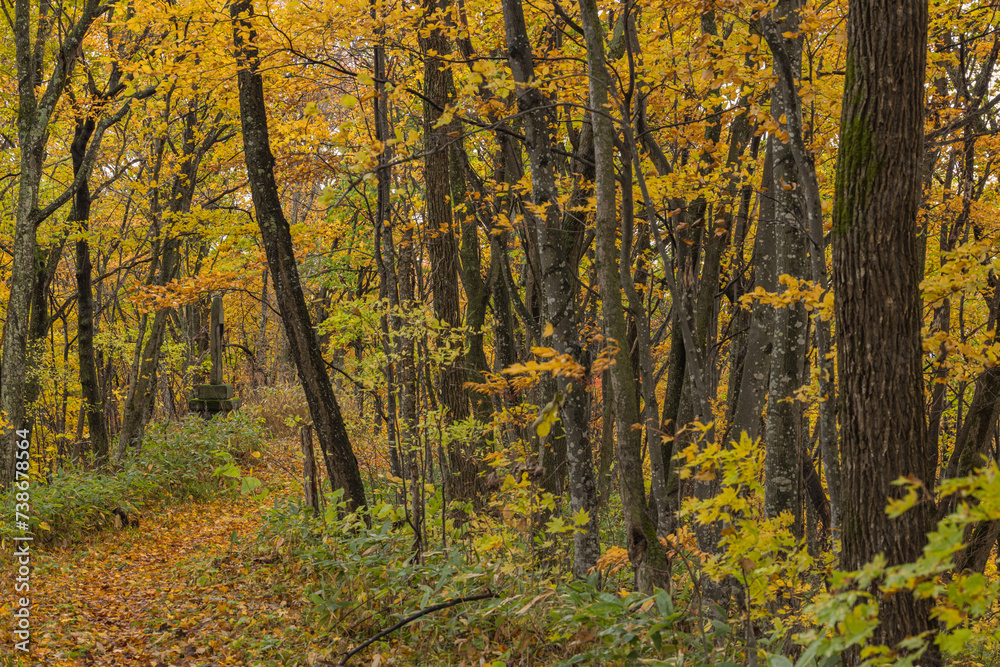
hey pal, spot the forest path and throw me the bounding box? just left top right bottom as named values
left=24, top=444, right=325, bottom=667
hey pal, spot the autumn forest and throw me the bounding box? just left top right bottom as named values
left=1, top=0, right=999, bottom=664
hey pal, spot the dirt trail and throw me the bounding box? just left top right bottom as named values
left=6, top=449, right=322, bottom=667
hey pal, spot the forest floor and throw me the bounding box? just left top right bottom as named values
left=15, top=443, right=338, bottom=667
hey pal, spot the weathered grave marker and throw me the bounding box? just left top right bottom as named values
left=189, top=294, right=241, bottom=417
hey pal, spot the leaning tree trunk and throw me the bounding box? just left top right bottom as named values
left=117, top=236, right=181, bottom=459
left=831, top=0, right=938, bottom=662
left=232, top=0, right=367, bottom=513
left=118, top=103, right=206, bottom=459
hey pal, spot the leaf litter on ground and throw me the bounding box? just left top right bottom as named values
left=1, top=441, right=337, bottom=667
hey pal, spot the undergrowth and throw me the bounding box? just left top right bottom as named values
left=0, top=413, right=263, bottom=547
left=256, top=494, right=739, bottom=666
left=246, top=383, right=311, bottom=439
left=247, top=430, right=1000, bottom=667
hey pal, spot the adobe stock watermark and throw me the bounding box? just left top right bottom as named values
left=12, top=428, right=32, bottom=654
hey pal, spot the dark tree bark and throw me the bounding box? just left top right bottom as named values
left=419, top=0, right=479, bottom=502
left=831, top=0, right=938, bottom=661
left=24, top=239, right=67, bottom=410
left=449, top=144, right=494, bottom=424
left=232, top=0, right=367, bottom=513
left=72, top=116, right=111, bottom=465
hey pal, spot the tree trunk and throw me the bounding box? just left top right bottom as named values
left=763, top=0, right=809, bottom=530
left=577, top=0, right=666, bottom=591
left=117, top=241, right=180, bottom=458
left=0, top=0, right=104, bottom=488
left=117, top=102, right=209, bottom=458
left=70, top=116, right=111, bottom=465
left=831, top=0, right=938, bottom=661
left=502, top=0, right=601, bottom=578
left=450, top=144, right=495, bottom=425
left=232, top=0, right=367, bottom=513
left=419, top=0, right=478, bottom=502
left=729, top=140, right=776, bottom=443
left=762, top=0, right=841, bottom=538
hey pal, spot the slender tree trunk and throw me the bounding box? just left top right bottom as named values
left=620, top=134, right=671, bottom=537
left=613, top=12, right=674, bottom=535
left=2, top=0, right=86, bottom=486
left=762, top=0, right=841, bottom=538
left=577, top=0, right=666, bottom=591
left=502, top=0, right=601, bottom=578
left=938, top=289, right=1000, bottom=521
left=763, top=0, right=809, bottom=529
left=117, top=240, right=180, bottom=458
left=730, top=141, right=777, bottom=443
left=24, top=239, right=66, bottom=412
left=232, top=0, right=367, bottom=513
left=450, top=145, right=494, bottom=424
left=831, top=0, right=938, bottom=661
left=69, top=116, right=111, bottom=465
left=371, top=27, right=422, bottom=549
left=118, top=103, right=207, bottom=457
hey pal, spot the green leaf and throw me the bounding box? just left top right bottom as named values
left=240, top=476, right=262, bottom=495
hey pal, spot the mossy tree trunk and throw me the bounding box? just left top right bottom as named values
left=831, top=0, right=938, bottom=662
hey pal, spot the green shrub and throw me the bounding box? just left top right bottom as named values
left=257, top=496, right=727, bottom=666
left=0, top=412, right=264, bottom=546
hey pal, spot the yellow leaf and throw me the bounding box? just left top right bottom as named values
left=543, top=322, right=554, bottom=337
left=341, top=95, right=358, bottom=109
left=694, top=465, right=716, bottom=481
left=38, top=521, right=51, bottom=531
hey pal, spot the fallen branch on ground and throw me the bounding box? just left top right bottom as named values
left=329, top=591, right=498, bottom=666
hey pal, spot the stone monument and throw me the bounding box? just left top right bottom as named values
left=189, top=294, right=241, bottom=417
